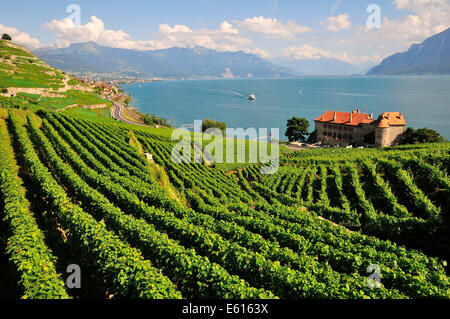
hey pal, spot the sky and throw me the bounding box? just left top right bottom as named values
left=1, top=0, right=449, bottom=66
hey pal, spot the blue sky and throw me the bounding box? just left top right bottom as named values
left=1, top=0, right=449, bottom=66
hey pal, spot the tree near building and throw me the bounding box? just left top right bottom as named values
left=285, top=117, right=310, bottom=143
left=202, top=118, right=226, bottom=134
left=2, top=34, right=12, bottom=41
left=401, top=127, right=445, bottom=144
left=306, top=130, right=317, bottom=143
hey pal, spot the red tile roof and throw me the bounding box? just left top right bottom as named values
left=376, top=112, right=406, bottom=127
left=314, top=110, right=375, bottom=126
left=377, top=119, right=389, bottom=128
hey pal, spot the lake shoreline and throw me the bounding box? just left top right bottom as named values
left=123, top=76, right=450, bottom=140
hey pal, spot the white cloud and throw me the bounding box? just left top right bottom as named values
left=43, top=16, right=155, bottom=50
left=0, top=23, right=41, bottom=50
left=328, top=0, right=450, bottom=64
left=284, top=45, right=352, bottom=63
left=220, top=21, right=238, bottom=34
left=154, top=21, right=251, bottom=51
left=239, top=16, right=311, bottom=38
left=355, top=0, right=450, bottom=53
left=358, top=54, right=382, bottom=64
left=324, top=14, right=351, bottom=32
left=43, top=16, right=252, bottom=52
left=158, top=24, right=192, bottom=34
left=393, top=0, right=450, bottom=36
left=245, top=48, right=273, bottom=59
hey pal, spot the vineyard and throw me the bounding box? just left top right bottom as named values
left=0, top=107, right=449, bottom=299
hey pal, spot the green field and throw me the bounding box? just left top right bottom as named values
left=38, top=90, right=113, bottom=110
left=0, top=103, right=449, bottom=299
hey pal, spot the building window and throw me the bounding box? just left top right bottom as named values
left=338, top=126, right=342, bottom=131
left=323, top=131, right=327, bottom=136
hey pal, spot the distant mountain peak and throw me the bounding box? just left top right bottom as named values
left=34, top=42, right=293, bottom=79
left=368, top=28, right=450, bottom=75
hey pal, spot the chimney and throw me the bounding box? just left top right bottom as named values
left=356, top=108, right=360, bottom=114
left=370, top=112, right=373, bottom=119
left=350, top=113, right=353, bottom=122
left=333, top=112, right=336, bottom=121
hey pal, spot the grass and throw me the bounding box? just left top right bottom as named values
left=128, top=131, right=144, bottom=155
left=126, top=124, right=175, bottom=139
left=0, top=51, right=65, bottom=89
left=63, top=107, right=114, bottom=122
left=0, top=41, right=111, bottom=112
left=0, top=40, right=66, bottom=89
left=39, top=90, right=112, bottom=110
left=15, top=92, right=41, bottom=102
left=0, top=41, right=34, bottom=57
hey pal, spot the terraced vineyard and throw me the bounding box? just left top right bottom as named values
left=0, top=107, right=449, bottom=299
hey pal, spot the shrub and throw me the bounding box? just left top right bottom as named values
left=202, top=118, right=226, bottom=134
left=401, top=127, right=445, bottom=144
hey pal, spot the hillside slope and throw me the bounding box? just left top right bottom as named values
left=368, top=28, right=450, bottom=75
left=0, top=40, right=113, bottom=118
left=0, top=105, right=449, bottom=298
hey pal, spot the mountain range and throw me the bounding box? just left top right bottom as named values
left=368, top=28, right=450, bottom=75
left=33, top=28, right=450, bottom=79
left=34, top=42, right=293, bottom=79
left=273, top=57, right=373, bottom=76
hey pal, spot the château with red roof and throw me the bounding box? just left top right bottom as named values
left=314, top=109, right=406, bottom=147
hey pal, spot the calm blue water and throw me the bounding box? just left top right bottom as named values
left=123, top=76, right=450, bottom=140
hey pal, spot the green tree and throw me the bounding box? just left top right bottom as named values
left=2, top=34, right=12, bottom=41
left=285, top=117, right=310, bottom=143
left=202, top=118, right=226, bottom=134
left=401, top=127, right=445, bottom=144
left=141, top=114, right=170, bottom=127
left=401, top=127, right=415, bottom=144
left=306, top=130, right=317, bottom=143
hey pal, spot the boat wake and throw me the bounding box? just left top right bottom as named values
left=338, top=93, right=373, bottom=97
left=206, top=89, right=250, bottom=99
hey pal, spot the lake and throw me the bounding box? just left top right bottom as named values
left=123, top=76, right=450, bottom=140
